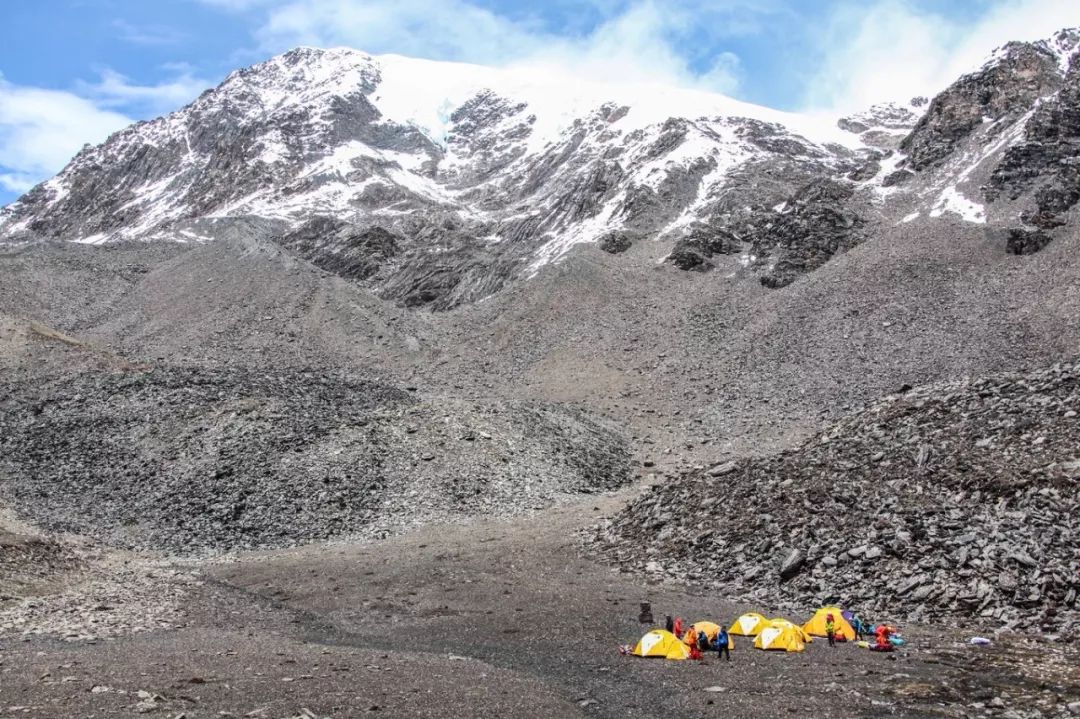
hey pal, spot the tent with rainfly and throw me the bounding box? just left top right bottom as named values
left=729, top=612, right=769, bottom=637
left=632, top=629, right=692, bottom=660
left=769, top=618, right=813, bottom=643
left=803, top=607, right=856, bottom=641
left=754, top=622, right=807, bottom=653
left=683, top=621, right=734, bottom=649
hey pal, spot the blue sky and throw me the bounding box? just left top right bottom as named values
left=2, top=0, right=1079, bottom=205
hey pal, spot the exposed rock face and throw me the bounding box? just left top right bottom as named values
left=750, top=179, right=865, bottom=289
left=279, top=217, right=400, bottom=280
left=1006, top=227, right=1054, bottom=255
left=876, top=29, right=1080, bottom=255
left=667, top=222, right=742, bottom=270
left=2, top=30, right=1079, bottom=305
left=900, top=42, right=1065, bottom=171
left=838, top=101, right=921, bottom=150
left=597, top=230, right=633, bottom=254
left=987, top=32, right=1080, bottom=242
left=0, top=47, right=871, bottom=307
left=0, top=367, right=633, bottom=552
left=592, top=362, right=1080, bottom=639
left=669, top=177, right=865, bottom=287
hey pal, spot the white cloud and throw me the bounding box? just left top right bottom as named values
left=805, top=0, right=1080, bottom=112
left=505, top=1, right=743, bottom=91
left=258, top=0, right=536, bottom=64
left=0, top=62, right=209, bottom=201
left=0, top=77, right=132, bottom=197
left=220, top=0, right=756, bottom=94
left=78, top=67, right=210, bottom=114
left=0, top=173, right=37, bottom=193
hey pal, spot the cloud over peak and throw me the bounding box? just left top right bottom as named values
left=804, top=0, right=1080, bottom=111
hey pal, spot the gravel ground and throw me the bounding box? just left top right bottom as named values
left=2, top=498, right=1079, bottom=719
left=0, top=367, right=631, bottom=553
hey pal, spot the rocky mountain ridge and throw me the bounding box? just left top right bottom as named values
left=5, top=30, right=1079, bottom=309
left=0, top=47, right=872, bottom=307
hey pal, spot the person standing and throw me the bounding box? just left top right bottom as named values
left=673, top=616, right=684, bottom=640
left=851, top=612, right=865, bottom=641
left=665, top=615, right=674, bottom=633
left=826, top=613, right=836, bottom=647
left=715, top=627, right=731, bottom=662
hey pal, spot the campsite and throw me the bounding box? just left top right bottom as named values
left=4, top=498, right=1077, bottom=719
left=3, top=7, right=1080, bottom=717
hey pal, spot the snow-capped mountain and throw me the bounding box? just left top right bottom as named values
left=2, top=30, right=1079, bottom=308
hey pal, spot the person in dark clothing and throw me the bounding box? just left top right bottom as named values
left=697, top=630, right=710, bottom=652
left=715, top=628, right=731, bottom=662
left=665, top=615, right=674, bottom=633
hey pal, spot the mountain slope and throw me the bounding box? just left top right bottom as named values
left=1, top=29, right=1079, bottom=572
left=0, top=48, right=868, bottom=308
left=592, top=361, right=1080, bottom=637
left=6, top=31, right=1078, bottom=310
left=1, top=31, right=1079, bottom=448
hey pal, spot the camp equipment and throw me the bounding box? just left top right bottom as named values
left=729, top=612, right=769, bottom=636
left=683, top=621, right=721, bottom=644
left=804, top=606, right=857, bottom=641
left=632, top=629, right=692, bottom=660
left=684, top=621, right=733, bottom=649
left=769, top=618, right=813, bottom=643
left=754, top=622, right=806, bottom=652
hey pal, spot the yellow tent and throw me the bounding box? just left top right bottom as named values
left=803, top=607, right=856, bottom=641
left=683, top=621, right=720, bottom=644
left=632, top=629, right=692, bottom=660
left=683, top=621, right=734, bottom=649
left=769, top=618, right=813, bottom=643
left=729, top=612, right=769, bottom=636
left=754, top=623, right=806, bottom=652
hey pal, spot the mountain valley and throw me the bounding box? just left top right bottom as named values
left=1, top=26, right=1080, bottom=719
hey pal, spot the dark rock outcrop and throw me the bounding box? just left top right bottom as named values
left=900, top=42, right=1065, bottom=170
left=280, top=217, right=400, bottom=280
left=751, top=179, right=864, bottom=289
left=666, top=222, right=742, bottom=271
left=1006, top=227, right=1054, bottom=255
left=597, top=230, right=633, bottom=254
left=987, top=34, right=1080, bottom=239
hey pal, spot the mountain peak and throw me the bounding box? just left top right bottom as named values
left=4, top=27, right=1080, bottom=309
left=216, top=45, right=381, bottom=115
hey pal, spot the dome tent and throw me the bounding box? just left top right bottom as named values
left=754, top=622, right=806, bottom=652
left=632, top=629, right=692, bottom=660
left=803, top=607, right=856, bottom=641
left=729, top=612, right=769, bottom=636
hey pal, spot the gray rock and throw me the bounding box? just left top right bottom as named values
left=708, top=461, right=739, bottom=477
left=779, top=549, right=806, bottom=581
